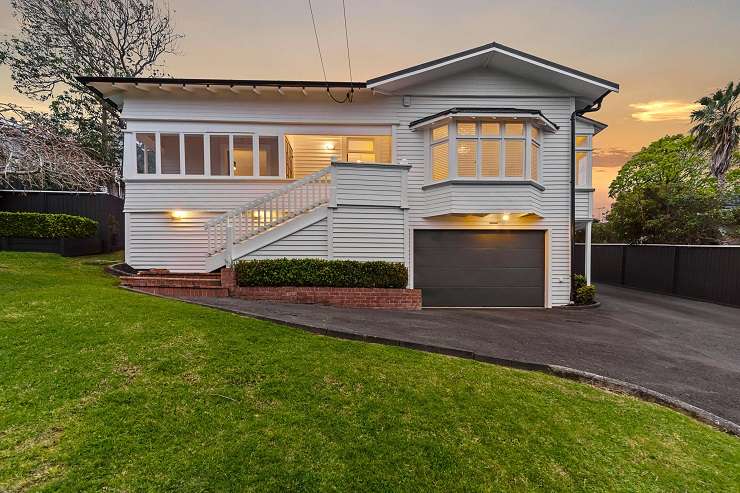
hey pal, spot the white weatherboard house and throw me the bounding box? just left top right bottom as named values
left=81, top=42, right=617, bottom=308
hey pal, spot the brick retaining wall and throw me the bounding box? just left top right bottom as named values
left=234, top=286, right=422, bottom=310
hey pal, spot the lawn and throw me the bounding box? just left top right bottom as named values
left=1, top=252, right=738, bottom=492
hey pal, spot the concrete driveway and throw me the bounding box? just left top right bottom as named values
left=185, top=285, right=740, bottom=423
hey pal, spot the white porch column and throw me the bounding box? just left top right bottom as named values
left=585, top=221, right=592, bottom=285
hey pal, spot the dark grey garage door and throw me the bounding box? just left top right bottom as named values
left=414, top=230, right=545, bottom=307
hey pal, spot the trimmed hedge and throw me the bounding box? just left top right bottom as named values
left=0, top=212, right=98, bottom=239
left=235, top=258, right=408, bottom=289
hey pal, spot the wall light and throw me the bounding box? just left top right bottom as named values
left=171, top=210, right=189, bottom=220
left=324, top=143, right=335, bottom=150
left=502, top=213, right=510, bottom=221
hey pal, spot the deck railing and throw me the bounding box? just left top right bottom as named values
left=204, top=166, right=333, bottom=262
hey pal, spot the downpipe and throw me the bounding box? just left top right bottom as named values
left=570, top=90, right=610, bottom=303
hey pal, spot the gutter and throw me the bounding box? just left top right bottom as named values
left=570, top=90, right=610, bottom=303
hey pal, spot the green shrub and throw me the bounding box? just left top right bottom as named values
left=572, top=274, right=587, bottom=292
left=575, top=285, right=597, bottom=305
left=235, top=258, right=408, bottom=289
left=0, top=212, right=97, bottom=239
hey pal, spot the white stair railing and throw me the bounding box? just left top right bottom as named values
left=204, top=166, right=333, bottom=258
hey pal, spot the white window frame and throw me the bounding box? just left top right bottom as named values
left=429, top=122, right=451, bottom=182
left=575, top=133, right=592, bottom=188
left=428, top=119, right=544, bottom=184
left=131, top=131, right=288, bottom=179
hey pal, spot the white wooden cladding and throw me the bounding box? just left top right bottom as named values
left=203, top=163, right=409, bottom=257
left=575, top=189, right=594, bottom=220
left=204, top=166, right=333, bottom=255
left=422, top=183, right=544, bottom=218
left=121, top=67, right=587, bottom=305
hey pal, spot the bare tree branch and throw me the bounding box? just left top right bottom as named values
left=0, top=103, right=116, bottom=191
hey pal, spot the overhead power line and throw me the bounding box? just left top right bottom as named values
left=307, top=0, right=354, bottom=103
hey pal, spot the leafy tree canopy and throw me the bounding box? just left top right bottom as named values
left=602, top=135, right=739, bottom=245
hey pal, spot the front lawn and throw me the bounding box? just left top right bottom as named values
left=1, top=252, right=738, bottom=492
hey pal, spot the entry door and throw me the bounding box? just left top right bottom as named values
left=413, top=230, right=545, bottom=307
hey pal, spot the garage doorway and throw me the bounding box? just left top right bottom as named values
left=413, top=230, right=545, bottom=307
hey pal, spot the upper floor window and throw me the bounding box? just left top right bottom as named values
left=429, top=120, right=543, bottom=183
left=133, top=132, right=280, bottom=178
left=575, top=134, right=592, bottom=187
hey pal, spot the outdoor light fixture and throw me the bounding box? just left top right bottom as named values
left=502, top=213, right=510, bottom=221
left=171, top=210, right=189, bottom=220
left=324, top=143, right=335, bottom=150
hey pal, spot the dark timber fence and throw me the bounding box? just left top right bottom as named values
left=0, top=190, right=124, bottom=255
left=575, top=244, right=740, bottom=307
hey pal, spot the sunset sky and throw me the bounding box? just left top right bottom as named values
left=2, top=0, right=739, bottom=215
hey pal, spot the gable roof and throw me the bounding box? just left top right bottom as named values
left=367, top=42, right=618, bottom=102
left=79, top=42, right=618, bottom=109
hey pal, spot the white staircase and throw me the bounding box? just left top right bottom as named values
left=204, top=166, right=333, bottom=268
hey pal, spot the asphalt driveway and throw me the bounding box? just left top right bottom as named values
left=184, top=285, right=740, bottom=423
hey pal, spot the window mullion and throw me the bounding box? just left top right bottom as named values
left=525, top=124, right=531, bottom=180
left=448, top=121, right=457, bottom=179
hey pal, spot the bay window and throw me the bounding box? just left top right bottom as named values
left=428, top=120, right=544, bottom=183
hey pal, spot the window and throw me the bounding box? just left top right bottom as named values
left=233, top=135, right=254, bottom=176
left=430, top=123, right=449, bottom=181
left=135, top=133, right=156, bottom=174
left=346, top=137, right=376, bottom=162
left=530, top=126, right=541, bottom=181
left=184, top=134, right=204, bottom=175
left=210, top=135, right=230, bottom=176
left=575, top=134, right=592, bottom=187
left=160, top=134, right=180, bottom=174
left=428, top=120, right=542, bottom=183
left=259, top=136, right=279, bottom=176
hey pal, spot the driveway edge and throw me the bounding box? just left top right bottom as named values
left=120, top=286, right=740, bottom=437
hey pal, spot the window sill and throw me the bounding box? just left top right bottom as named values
left=421, top=179, right=545, bottom=192
left=576, top=187, right=595, bottom=192
left=125, top=176, right=294, bottom=182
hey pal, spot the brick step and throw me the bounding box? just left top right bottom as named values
left=137, top=271, right=221, bottom=279
left=120, top=276, right=222, bottom=288
left=129, top=285, right=229, bottom=297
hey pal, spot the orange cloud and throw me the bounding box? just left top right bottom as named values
left=593, top=148, right=634, bottom=168
left=629, top=101, right=701, bottom=122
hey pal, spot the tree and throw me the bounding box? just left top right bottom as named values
left=690, top=81, right=740, bottom=187
left=601, top=135, right=739, bottom=244
left=0, top=0, right=182, bottom=184
left=0, top=103, right=116, bottom=191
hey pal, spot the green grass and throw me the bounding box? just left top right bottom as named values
left=1, top=252, right=738, bottom=492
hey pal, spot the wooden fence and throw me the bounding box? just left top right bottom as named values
left=575, top=244, right=740, bottom=307
left=0, top=190, right=124, bottom=254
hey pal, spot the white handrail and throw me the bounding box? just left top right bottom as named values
left=205, top=166, right=333, bottom=256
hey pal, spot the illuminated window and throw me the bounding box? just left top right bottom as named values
left=427, top=120, right=542, bottom=182
left=432, top=142, right=449, bottom=181
left=346, top=138, right=376, bottom=163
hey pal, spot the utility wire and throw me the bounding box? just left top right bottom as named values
left=342, top=0, right=354, bottom=101
left=307, top=0, right=353, bottom=103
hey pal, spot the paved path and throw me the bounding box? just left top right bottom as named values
left=183, top=285, right=740, bottom=423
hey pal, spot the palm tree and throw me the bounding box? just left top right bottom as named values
left=690, top=82, right=740, bottom=187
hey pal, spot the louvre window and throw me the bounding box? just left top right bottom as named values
left=428, top=120, right=543, bottom=183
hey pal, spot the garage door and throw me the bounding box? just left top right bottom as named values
left=413, top=230, right=545, bottom=307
